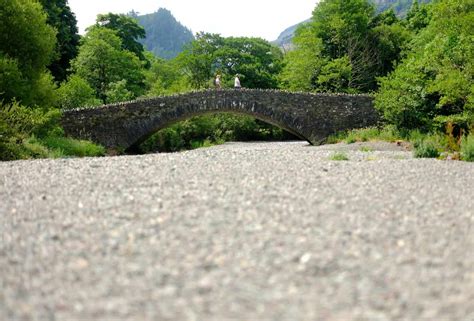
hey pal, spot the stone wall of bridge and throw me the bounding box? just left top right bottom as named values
left=62, top=89, right=380, bottom=151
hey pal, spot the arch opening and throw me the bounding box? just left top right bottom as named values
left=131, top=111, right=304, bottom=154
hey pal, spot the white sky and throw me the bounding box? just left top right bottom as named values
left=68, top=0, right=318, bottom=41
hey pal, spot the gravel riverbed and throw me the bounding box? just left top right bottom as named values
left=1, top=141, right=473, bottom=320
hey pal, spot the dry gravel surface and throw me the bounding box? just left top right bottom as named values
left=1, top=141, right=473, bottom=321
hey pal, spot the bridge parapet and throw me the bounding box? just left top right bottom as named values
left=62, top=89, right=380, bottom=151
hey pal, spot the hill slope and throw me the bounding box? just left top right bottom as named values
left=134, top=8, right=194, bottom=59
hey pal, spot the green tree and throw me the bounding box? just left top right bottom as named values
left=280, top=0, right=410, bottom=93
left=215, top=37, right=283, bottom=89
left=144, top=53, right=190, bottom=96
left=405, top=0, right=432, bottom=32
left=178, top=33, right=283, bottom=89
left=375, top=0, right=474, bottom=131
left=57, top=75, right=101, bottom=109
left=39, top=0, right=80, bottom=82
left=279, top=24, right=324, bottom=91
left=96, top=13, right=147, bottom=63
left=177, top=32, right=224, bottom=89
left=369, top=9, right=412, bottom=77
left=0, top=0, right=57, bottom=106
left=312, top=0, right=374, bottom=59
left=105, top=80, right=135, bottom=104
left=71, top=26, right=145, bottom=103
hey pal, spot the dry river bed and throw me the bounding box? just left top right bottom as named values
left=1, top=141, right=473, bottom=321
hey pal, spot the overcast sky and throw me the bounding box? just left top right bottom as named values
left=68, top=0, right=318, bottom=41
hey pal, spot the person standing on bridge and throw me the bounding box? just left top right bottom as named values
left=234, top=75, right=241, bottom=89
left=214, top=74, right=222, bottom=89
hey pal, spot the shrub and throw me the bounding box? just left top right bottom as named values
left=0, top=101, right=51, bottom=160
left=460, top=134, right=474, bottom=162
left=413, top=138, right=440, bottom=158
left=1, top=101, right=105, bottom=160
left=57, top=75, right=101, bottom=109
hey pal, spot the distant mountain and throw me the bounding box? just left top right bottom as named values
left=133, top=8, right=194, bottom=59
left=273, top=0, right=432, bottom=48
left=273, top=19, right=311, bottom=50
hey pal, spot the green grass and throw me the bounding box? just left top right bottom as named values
left=329, top=152, right=349, bottom=161
left=40, top=136, right=105, bottom=157
left=189, top=138, right=223, bottom=150
left=359, top=146, right=373, bottom=152
left=327, top=126, right=403, bottom=144
left=460, top=134, right=474, bottom=162
left=23, top=136, right=105, bottom=159
left=413, top=138, right=440, bottom=158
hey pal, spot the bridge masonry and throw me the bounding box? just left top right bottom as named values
left=61, top=89, right=380, bottom=152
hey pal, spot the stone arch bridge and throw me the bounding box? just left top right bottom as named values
left=62, top=89, right=380, bottom=151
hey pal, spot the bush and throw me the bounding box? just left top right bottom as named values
left=460, top=134, right=474, bottom=162
left=57, top=75, right=101, bottom=109
left=1, top=101, right=105, bottom=160
left=106, top=80, right=135, bottom=104
left=413, top=138, right=440, bottom=158
left=1, top=101, right=50, bottom=160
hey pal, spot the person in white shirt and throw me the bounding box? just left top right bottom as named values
left=234, top=75, right=241, bottom=89
left=215, top=74, right=222, bottom=89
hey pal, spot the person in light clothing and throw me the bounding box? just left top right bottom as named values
left=234, top=75, right=241, bottom=89
left=214, top=74, right=222, bottom=89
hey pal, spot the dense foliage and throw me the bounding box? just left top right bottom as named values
left=274, top=0, right=432, bottom=50
left=375, top=0, right=473, bottom=132
left=373, top=0, right=432, bottom=15
left=39, top=0, right=80, bottom=82
left=280, top=0, right=411, bottom=93
left=0, top=101, right=104, bottom=160
left=0, top=0, right=57, bottom=107
left=71, top=26, right=145, bottom=103
left=0, top=0, right=104, bottom=160
left=178, top=33, right=283, bottom=89
left=96, top=13, right=147, bottom=63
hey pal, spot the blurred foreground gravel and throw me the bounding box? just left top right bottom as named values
left=1, top=141, right=473, bottom=321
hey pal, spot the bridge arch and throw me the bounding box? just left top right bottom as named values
left=62, top=89, right=379, bottom=152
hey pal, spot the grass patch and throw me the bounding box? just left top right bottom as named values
left=327, top=125, right=403, bottom=144
left=40, top=136, right=105, bottom=157
left=22, top=135, right=105, bottom=159
left=189, top=138, right=223, bottom=150
left=360, top=146, right=373, bottom=152
left=329, top=152, right=349, bottom=161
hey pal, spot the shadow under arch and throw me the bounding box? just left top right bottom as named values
left=130, top=109, right=308, bottom=153
left=62, top=89, right=379, bottom=152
